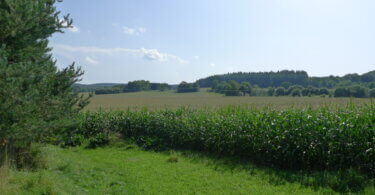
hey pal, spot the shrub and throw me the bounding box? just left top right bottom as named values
left=348, top=86, right=366, bottom=98
left=177, top=82, right=199, bottom=93
left=225, top=80, right=241, bottom=96
left=267, top=88, right=275, bottom=96
left=319, top=88, right=330, bottom=95
left=334, top=87, right=350, bottom=97
left=291, top=88, right=302, bottom=97
left=275, top=87, right=285, bottom=96
left=370, top=89, right=375, bottom=98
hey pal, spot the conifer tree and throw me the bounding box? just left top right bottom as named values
left=0, top=0, right=90, bottom=167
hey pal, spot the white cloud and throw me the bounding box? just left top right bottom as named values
left=122, top=26, right=146, bottom=35
left=141, top=48, right=165, bottom=61
left=210, top=63, right=216, bottom=67
left=69, top=25, right=80, bottom=33
left=53, top=44, right=137, bottom=55
left=193, top=56, right=200, bottom=60
left=52, top=44, right=188, bottom=64
left=85, top=56, right=98, bottom=64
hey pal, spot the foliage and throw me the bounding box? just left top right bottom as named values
left=348, top=85, right=367, bottom=98
left=239, top=82, right=252, bottom=95
left=211, top=80, right=252, bottom=96
left=95, top=87, right=122, bottom=95
left=275, top=87, right=285, bottom=96
left=370, top=89, right=375, bottom=98
left=198, top=70, right=309, bottom=88
left=334, top=86, right=367, bottom=98
left=197, top=70, right=375, bottom=89
left=286, top=85, right=303, bottom=95
left=93, top=81, right=172, bottom=95
left=224, top=80, right=240, bottom=96
left=177, top=81, right=199, bottom=93
left=291, top=88, right=302, bottom=97
left=124, top=80, right=150, bottom=92
left=0, top=0, right=89, bottom=167
left=334, top=87, right=350, bottom=97
left=281, top=82, right=293, bottom=89
left=267, top=87, right=275, bottom=96
left=150, top=82, right=171, bottom=91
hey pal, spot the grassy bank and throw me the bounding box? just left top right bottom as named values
left=3, top=144, right=372, bottom=194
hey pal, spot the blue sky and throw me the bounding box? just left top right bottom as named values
left=51, top=0, right=375, bottom=84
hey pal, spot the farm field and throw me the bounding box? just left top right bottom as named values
left=3, top=1, right=375, bottom=195
left=1, top=144, right=352, bottom=194
left=85, top=89, right=373, bottom=111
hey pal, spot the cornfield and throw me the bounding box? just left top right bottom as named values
left=73, top=103, right=375, bottom=176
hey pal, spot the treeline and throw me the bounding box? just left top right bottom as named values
left=73, top=83, right=120, bottom=92
left=177, top=81, right=199, bottom=93
left=212, top=80, right=375, bottom=98
left=197, top=70, right=375, bottom=89
left=95, top=80, right=171, bottom=95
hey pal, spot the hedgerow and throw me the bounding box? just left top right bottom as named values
left=72, top=104, right=375, bottom=176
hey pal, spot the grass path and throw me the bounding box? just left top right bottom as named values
left=0, top=145, right=352, bottom=194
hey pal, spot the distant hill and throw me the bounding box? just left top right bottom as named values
left=73, top=70, right=375, bottom=92
left=196, top=70, right=375, bottom=88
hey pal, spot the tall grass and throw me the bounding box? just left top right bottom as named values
left=71, top=103, right=375, bottom=177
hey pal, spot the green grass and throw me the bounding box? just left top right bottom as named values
left=85, top=90, right=373, bottom=110
left=4, top=144, right=371, bottom=194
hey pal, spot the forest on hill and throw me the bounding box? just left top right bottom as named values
left=197, top=70, right=375, bottom=88
left=76, top=70, right=375, bottom=98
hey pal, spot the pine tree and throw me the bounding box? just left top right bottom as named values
left=0, top=0, right=90, bottom=167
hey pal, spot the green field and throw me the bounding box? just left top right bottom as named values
left=85, top=89, right=373, bottom=110
left=2, top=91, right=374, bottom=194
left=2, top=144, right=359, bottom=195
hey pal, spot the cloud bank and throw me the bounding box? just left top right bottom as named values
left=52, top=44, right=188, bottom=64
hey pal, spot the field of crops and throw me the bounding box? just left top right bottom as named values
left=73, top=104, right=375, bottom=178
left=85, top=90, right=373, bottom=110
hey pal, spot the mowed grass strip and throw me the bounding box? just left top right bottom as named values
left=84, top=90, right=373, bottom=111
left=0, top=145, right=342, bottom=194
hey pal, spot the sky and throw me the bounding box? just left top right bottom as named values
left=51, top=0, right=375, bottom=84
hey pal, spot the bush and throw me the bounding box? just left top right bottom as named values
left=291, top=88, right=302, bottom=97
left=267, top=88, right=275, bottom=96
left=370, top=89, right=375, bottom=98
left=275, top=87, right=285, bottom=96
left=348, top=86, right=366, bottom=98
left=334, top=86, right=367, bottom=98
left=95, top=88, right=121, bottom=95
left=319, top=88, right=330, bottom=95
left=177, top=82, right=199, bottom=93
left=334, top=87, right=350, bottom=97
left=224, top=80, right=241, bottom=96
